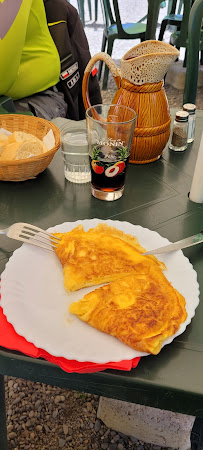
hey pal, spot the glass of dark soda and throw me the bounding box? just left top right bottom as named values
left=86, top=104, right=137, bottom=201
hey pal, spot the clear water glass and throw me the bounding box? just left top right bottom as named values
left=61, top=132, right=91, bottom=184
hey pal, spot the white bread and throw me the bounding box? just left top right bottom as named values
left=15, top=140, right=44, bottom=160
left=0, top=133, right=9, bottom=141
left=0, top=134, right=9, bottom=157
left=0, top=140, right=44, bottom=161
left=0, top=132, right=48, bottom=161
left=0, top=142, right=21, bottom=161
left=7, top=131, right=43, bottom=145
left=41, top=142, right=48, bottom=153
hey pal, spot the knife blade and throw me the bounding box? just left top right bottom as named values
left=143, top=230, right=203, bottom=255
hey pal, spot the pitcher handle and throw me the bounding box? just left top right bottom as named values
left=82, top=52, right=121, bottom=111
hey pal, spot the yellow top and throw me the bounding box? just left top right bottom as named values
left=0, top=0, right=60, bottom=100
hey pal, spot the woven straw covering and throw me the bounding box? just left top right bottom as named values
left=0, top=115, right=61, bottom=182
left=121, top=40, right=179, bottom=85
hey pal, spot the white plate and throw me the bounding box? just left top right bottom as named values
left=0, top=219, right=200, bottom=363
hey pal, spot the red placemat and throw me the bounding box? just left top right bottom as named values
left=0, top=287, right=140, bottom=373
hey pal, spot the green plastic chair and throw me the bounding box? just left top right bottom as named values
left=74, top=0, right=98, bottom=25
left=168, top=0, right=183, bottom=14
left=183, top=0, right=203, bottom=104
left=170, top=0, right=202, bottom=67
left=95, top=0, right=98, bottom=21
left=158, top=0, right=184, bottom=41
left=98, top=0, right=147, bottom=90
left=169, top=0, right=193, bottom=49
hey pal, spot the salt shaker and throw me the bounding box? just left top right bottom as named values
left=183, top=103, right=196, bottom=143
left=169, top=111, right=189, bottom=152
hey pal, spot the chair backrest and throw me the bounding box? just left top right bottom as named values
left=178, top=0, right=193, bottom=45
left=100, top=0, right=115, bottom=28
left=183, top=0, right=203, bottom=103
left=169, top=0, right=183, bottom=14
left=177, top=0, right=183, bottom=13
left=100, top=0, right=130, bottom=36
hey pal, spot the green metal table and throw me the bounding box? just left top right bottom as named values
left=0, top=110, right=203, bottom=449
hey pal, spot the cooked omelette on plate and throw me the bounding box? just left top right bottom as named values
left=53, top=224, right=187, bottom=355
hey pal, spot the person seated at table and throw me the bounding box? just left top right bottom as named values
left=0, top=0, right=102, bottom=120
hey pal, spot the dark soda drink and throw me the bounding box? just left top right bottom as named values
left=90, top=145, right=129, bottom=192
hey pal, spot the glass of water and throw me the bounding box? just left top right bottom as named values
left=61, top=131, right=91, bottom=184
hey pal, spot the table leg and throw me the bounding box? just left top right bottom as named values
left=0, top=375, right=8, bottom=450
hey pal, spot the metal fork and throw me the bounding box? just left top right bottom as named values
left=0, top=222, right=60, bottom=252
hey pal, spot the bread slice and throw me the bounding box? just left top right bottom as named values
left=0, top=133, right=9, bottom=140
left=15, top=141, right=44, bottom=160
left=0, top=140, right=44, bottom=161
left=7, top=131, right=48, bottom=154
left=0, top=142, right=21, bottom=160
left=0, top=134, right=9, bottom=157
left=8, top=131, right=42, bottom=144
left=41, top=142, right=48, bottom=153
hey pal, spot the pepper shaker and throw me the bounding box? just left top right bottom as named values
left=183, top=103, right=196, bottom=143
left=169, top=111, right=189, bottom=152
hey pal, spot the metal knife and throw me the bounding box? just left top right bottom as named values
left=143, top=230, right=203, bottom=255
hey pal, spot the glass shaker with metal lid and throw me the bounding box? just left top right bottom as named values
left=183, top=103, right=196, bottom=143
left=169, top=111, right=189, bottom=152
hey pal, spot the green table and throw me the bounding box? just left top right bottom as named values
left=0, top=110, right=203, bottom=449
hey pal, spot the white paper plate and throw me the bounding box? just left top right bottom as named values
left=0, top=219, right=200, bottom=363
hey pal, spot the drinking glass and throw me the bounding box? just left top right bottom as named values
left=86, top=104, right=137, bottom=201
left=61, top=131, right=91, bottom=184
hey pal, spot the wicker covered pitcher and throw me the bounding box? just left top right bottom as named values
left=82, top=40, right=179, bottom=164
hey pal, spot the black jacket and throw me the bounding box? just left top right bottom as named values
left=44, top=0, right=102, bottom=120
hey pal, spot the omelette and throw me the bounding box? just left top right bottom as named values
left=69, top=266, right=187, bottom=355
left=54, top=223, right=165, bottom=292
left=53, top=223, right=187, bottom=355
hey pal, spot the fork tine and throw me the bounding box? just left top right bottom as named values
left=27, top=241, right=55, bottom=252
left=5, top=223, right=61, bottom=251
left=19, top=233, right=58, bottom=249
left=22, top=224, right=61, bottom=241
left=20, top=229, right=60, bottom=245
left=18, top=236, right=56, bottom=251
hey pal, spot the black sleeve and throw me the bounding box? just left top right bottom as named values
left=44, top=0, right=102, bottom=120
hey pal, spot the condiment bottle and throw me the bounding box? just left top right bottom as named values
left=169, top=111, right=189, bottom=152
left=183, top=103, right=196, bottom=143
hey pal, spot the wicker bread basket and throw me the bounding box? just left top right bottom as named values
left=0, top=114, right=61, bottom=181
